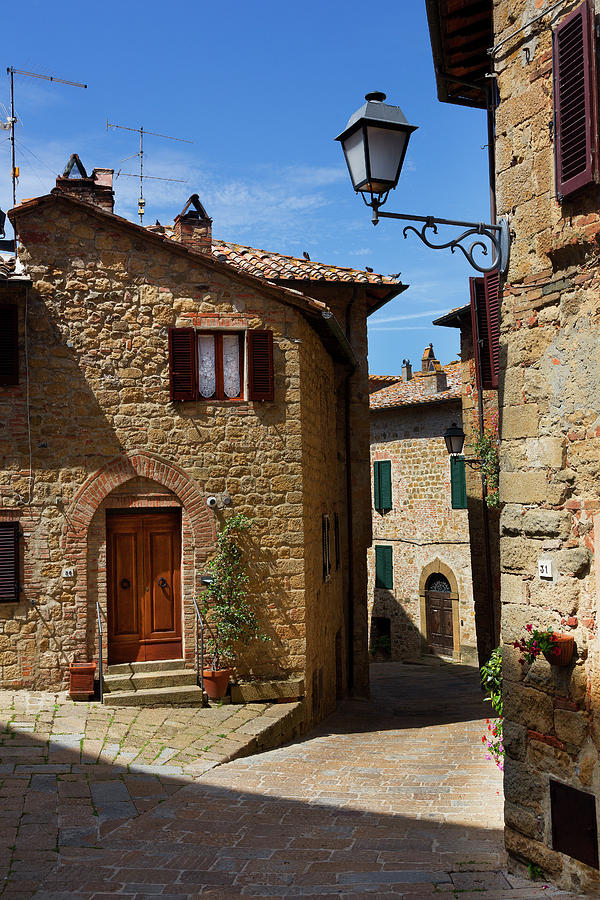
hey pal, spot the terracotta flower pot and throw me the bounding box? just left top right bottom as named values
left=202, top=667, right=232, bottom=700
left=69, top=661, right=96, bottom=699
left=543, top=633, right=575, bottom=667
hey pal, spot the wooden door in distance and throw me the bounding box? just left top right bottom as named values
left=425, top=590, right=454, bottom=655
left=107, top=511, right=182, bottom=663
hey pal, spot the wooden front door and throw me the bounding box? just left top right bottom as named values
left=107, top=511, right=182, bottom=663
left=425, top=586, right=454, bottom=655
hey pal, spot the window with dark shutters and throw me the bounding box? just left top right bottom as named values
left=375, top=545, right=393, bottom=590
left=0, top=306, right=18, bottom=386
left=0, top=522, right=19, bottom=603
left=168, top=327, right=196, bottom=401
left=248, top=330, right=274, bottom=401
left=373, top=460, right=392, bottom=511
left=553, top=0, right=599, bottom=200
left=469, top=272, right=499, bottom=390
left=450, top=456, right=467, bottom=510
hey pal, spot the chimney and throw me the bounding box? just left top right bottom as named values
left=52, top=154, right=114, bottom=213
left=419, top=343, right=448, bottom=395
left=173, top=194, right=212, bottom=254
left=402, top=358, right=412, bottom=381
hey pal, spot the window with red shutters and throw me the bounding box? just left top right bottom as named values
left=168, top=328, right=197, bottom=401
left=469, top=271, right=499, bottom=390
left=168, top=328, right=273, bottom=402
left=0, top=305, right=18, bottom=386
left=248, top=330, right=274, bottom=401
left=553, top=0, right=599, bottom=200
left=0, top=522, right=19, bottom=603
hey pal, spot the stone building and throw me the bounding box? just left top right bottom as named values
left=0, top=157, right=406, bottom=725
left=427, top=0, right=600, bottom=891
left=367, top=345, right=479, bottom=665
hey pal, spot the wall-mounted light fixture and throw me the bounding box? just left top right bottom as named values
left=443, top=423, right=482, bottom=468
left=336, top=93, right=510, bottom=276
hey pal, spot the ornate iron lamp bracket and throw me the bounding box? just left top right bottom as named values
left=370, top=204, right=510, bottom=276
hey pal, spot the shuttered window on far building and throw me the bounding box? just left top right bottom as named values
left=0, top=522, right=19, bottom=603
left=0, top=305, right=18, bottom=386
left=373, top=460, right=392, bottom=511
left=375, top=545, right=393, bottom=590
left=450, top=456, right=468, bottom=510
left=469, top=272, right=499, bottom=390
left=553, top=0, right=600, bottom=200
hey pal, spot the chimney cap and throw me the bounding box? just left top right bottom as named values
left=62, top=153, right=88, bottom=179
left=178, top=193, right=211, bottom=222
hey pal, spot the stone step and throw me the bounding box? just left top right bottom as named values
left=105, top=659, right=187, bottom=676
left=102, top=683, right=209, bottom=708
left=103, top=668, right=197, bottom=692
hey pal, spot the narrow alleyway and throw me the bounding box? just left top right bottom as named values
left=19, top=660, right=582, bottom=898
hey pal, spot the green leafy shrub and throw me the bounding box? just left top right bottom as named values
left=480, top=646, right=503, bottom=770
left=200, top=513, right=267, bottom=669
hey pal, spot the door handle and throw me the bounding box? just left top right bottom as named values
left=158, top=577, right=168, bottom=589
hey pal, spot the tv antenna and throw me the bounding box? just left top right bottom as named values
left=106, top=121, right=192, bottom=224
left=6, top=67, right=87, bottom=207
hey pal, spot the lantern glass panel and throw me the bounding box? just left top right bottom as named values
left=366, top=125, right=407, bottom=191
left=343, top=128, right=367, bottom=190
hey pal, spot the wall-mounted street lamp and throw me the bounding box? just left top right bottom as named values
left=443, top=422, right=485, bottom=469
left=443, top=422, right=466, bottom=457
left=336, top=92, right=510, bottom=276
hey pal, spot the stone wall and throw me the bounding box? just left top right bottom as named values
left=494, top=0, right=600, bottom=889
left=0, top=194, right=365, bottom=727
left=367, top=399, right=477, bottom=664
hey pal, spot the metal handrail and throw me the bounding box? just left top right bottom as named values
left=192, top=597, right=205, bottom=700
left=95, top=601, right=103, bottom=703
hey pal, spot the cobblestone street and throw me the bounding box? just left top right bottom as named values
left=1, top=663, right=584, bottom=897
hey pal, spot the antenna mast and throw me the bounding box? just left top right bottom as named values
left=6, top=67, right=87, bottom=208
left=106, top=121, right=192, bottom=224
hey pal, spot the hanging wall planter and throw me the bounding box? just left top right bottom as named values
left=68, top=661, right=96, bottom=699
left=543, top=633, right=575, bottom=667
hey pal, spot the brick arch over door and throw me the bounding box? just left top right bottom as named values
left=61, top=451, right=216, bottom=667
left=418, top=558, right=460, bottom=659
left=63, top=450, right=216, bottom=554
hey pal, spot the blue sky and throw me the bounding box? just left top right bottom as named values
left=1, top=1, right=490, bottom=375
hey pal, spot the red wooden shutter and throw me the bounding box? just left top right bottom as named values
left=484, top=269, right=500, bottom=389
left=248, top=330, right=274, bottom=401
left=553, top=0, right=599, bottom=200
left=168, top=327, right=196, bottom=401
left=469, top=272, right=499, bottom=390
left=0, top=305, right=18, bottom=386
left=0, top=522, right=19, bottom=603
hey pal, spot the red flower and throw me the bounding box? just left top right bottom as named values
left=526, top=624, right=533, bottom=632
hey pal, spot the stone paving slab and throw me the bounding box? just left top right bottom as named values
left=3, top=662, right=583, bottom=898
left=0, top=688, right=302, bottom=896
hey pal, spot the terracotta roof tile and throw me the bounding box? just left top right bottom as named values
left=211, top=240, right=399, bottom=286
left=370, top=361, right=462, bottom=410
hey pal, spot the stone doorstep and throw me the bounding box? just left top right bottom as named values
left=230, top=678, right=305, bottom=703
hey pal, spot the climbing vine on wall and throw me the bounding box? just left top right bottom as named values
left=471, top=413, right=500, bottom=508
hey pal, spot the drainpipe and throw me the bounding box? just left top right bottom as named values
left=472, top=305, right=497, bottom=662
left=343, top=290, right=358, bottom=691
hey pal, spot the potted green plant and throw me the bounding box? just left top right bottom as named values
left=199, top=513, right=266, bottom=699
left=513, top=625, right=575, bottom=667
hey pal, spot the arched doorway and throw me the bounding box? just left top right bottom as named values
left=424, top=573, right=453, bottom=656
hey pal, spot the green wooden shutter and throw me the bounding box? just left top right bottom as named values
left=379, top=461, right=392, bottom=510
left=374, top=461, right=392, bottom=510
left=375, top=545, right=393, bottom=589
left=450, top=456, right=467, bottom=509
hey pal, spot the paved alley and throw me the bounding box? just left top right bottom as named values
left=2, top=662, right=584, bottom=897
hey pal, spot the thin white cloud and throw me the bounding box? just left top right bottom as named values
left=369, top=307, right=451, bottom=325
